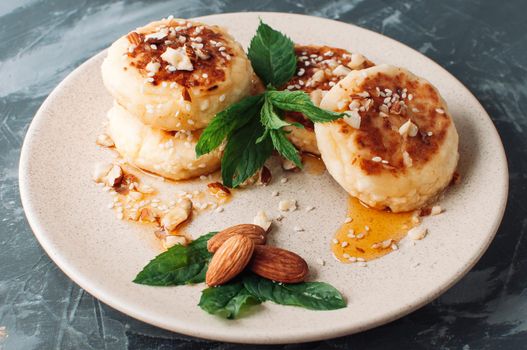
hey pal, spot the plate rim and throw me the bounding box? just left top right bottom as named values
left=19, top=11, right=509, bottom=344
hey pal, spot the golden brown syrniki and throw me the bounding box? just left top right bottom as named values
left=315, top=64, right=459, bottom=212
left=107, top=103, right=222, bottom=181
left=281, top=45, right=374, bottom=155
left=101, top=18, right=255, bottom=131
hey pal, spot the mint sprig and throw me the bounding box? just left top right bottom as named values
left=221, top=117, right=274, bottom=188
left=195, top=95, right=263, bottom=157
left=133, top=232, right=216, bottom=285
left=198, top=281, right=261, bottom=319
left=260, top=94, right=291, bottom=130
left=247, top=20, right=297, bottom=87
left=134, top=232, right=347, bottom=319
left=266, top=90, right=344, bottom=122
left=199, top=273, right=346, bottom=319
left=196, top=20, right=344, bottom=187
left=269, top=129, right=302, bottom=168
left=242, top=274, right=346, bottom=310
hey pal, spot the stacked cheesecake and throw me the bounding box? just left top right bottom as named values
left=100, top=17, right=460, bottom=214
left=101, top=17, right=256, bottom=181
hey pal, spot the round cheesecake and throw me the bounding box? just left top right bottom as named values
left=315, top=64, right=459, bottom=212
left=101, top=18, right=255, bottom=131
left=281, top=45, right=374, bottom=155
left=107, top=103, right=222, bottom=181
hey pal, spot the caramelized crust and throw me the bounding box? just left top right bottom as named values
left=282, top=45, right=374, bottom=128
left=286, top=45, right=374, bottom=93
left=333, top=70, right=452, bottom=175
left=101, top=18, right=254, bottom=132
left=316, top=65, right=458, bottom=212
left=127, top=20, right=233, bottom=88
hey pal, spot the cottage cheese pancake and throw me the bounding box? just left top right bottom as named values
left=107, top=103, right=221, bottom=181
left=282, top=45, right=374, bottom=155
left=316, top=64, right=459, bottom=212
left=101, top=18, right=255, bottom=131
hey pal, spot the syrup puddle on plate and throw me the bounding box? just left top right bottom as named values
left=332, top=196, right=417, bottom=263
left=302, top=153, right=326, bottom=175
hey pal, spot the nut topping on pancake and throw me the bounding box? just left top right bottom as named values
left=126, top=20, right=233, bottom=88
left=316, top=64, right=459, bottom=212
left=331, top=68, right=452, bottom=175
left=284, top=45, right=374, bottom=93
left=279, top=45, right=374, bottom=155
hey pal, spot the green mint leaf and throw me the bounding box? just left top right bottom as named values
left=221, top=117, right=274, bottom=188
left=260, top=94, right=301, bottom=167
left=255, top=128, right=269, bottom=144
left=248, top=20, right=296, bottom=87
left=196, top=95, right=263, bottom=156
left=267, top=90, right=344, bottom=123
left=133, top=232, right=217, bottom=286
left=260, top=95, right=291, bottom=130
left=269, top=129, right=303, bottom=168
left=243, top=274, right=346, bottom=310
left=187, top=231, right=217, bottom=249
left=186, top=264, right=209, bottom=284
left=198, top=282, right=261, bottom=319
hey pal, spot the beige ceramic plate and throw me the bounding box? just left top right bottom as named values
left=19, top=12, right=508, bottom=344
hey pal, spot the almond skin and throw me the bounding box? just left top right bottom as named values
left=127, top=31, right=142, bottom=46
left=207, top=182, right=231, bottom=197
left=249, top=245, right=309, bottom=283
left=207, top=224, right=266, bottom=253
left=206, top=234, right=255, bottom=286
left=259, top=166, right=272, bottom=185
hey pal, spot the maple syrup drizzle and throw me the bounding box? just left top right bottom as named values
left=107, top=165, right=231, bottom=250
left=302, top=153, right=326, bottom=175
left=332, top=196, right=417, bottom=262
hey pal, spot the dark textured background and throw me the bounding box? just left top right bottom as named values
left=1, top=0, right=526, bottom=349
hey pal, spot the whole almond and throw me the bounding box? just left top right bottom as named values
left=206, top=235, right=254, bottom=286
left=249, top=245, right=308, bottom=283
left=207, top=224, right=266, bottom=253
